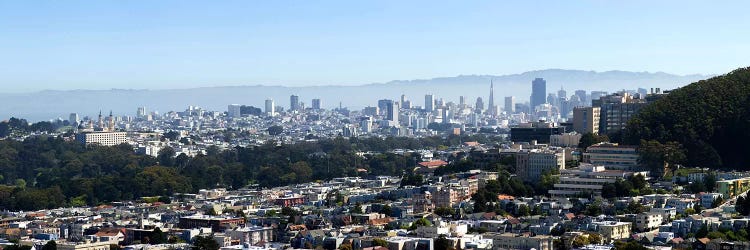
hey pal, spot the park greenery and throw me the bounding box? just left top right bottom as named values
left=0, top=133, right=499, bottom=211
left=623, top=67, right=750, bottom=170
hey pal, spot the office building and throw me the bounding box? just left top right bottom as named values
left=510, top=121, right=565, bottom=143
left=575, top=90, right=588, bottom=106
left=400, top=94, right=408, bottom=108
left=515, top=147, right=566, bottom=182
left=572, top=106, right=601, bottom=134
left=264, top=99, right=275, bottom=117
left=136, top=107, right=146, bottom=118
left=590, top=91, right=608, bottom=103
left=69, top=113, right=80, bottom=127
left=289, top=95, right=300, bottom=111
left=548, top=164, right=647, bottom=198
left=504, top=96, right=515, bottom=113
left=485, top=233, right=553, bottom=250
left=488, top=81, right=495, bottom=116
left=425, top=94, right=435, bottom=112
left=593, top=92, right=649, bottom=134
left=76, top=132, right=128, bottom=146
left=377, top=99, right=390, bottom=115
left=583, top=142, right=639, bottom=170
left=385, top=100, right=399, bottom=125
left=530, top=78, right=547, bottom=109
left=227, top=104, right=241, bottom=118
left=311, top=98, right=321, bottom=110
left=475, top=97, right=484, bottom=113
left=550, top=132, right=582, bottom=147
left=557, top=87, right=567, bottom=104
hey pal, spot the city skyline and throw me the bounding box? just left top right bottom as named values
left=1, top=1, right=749, bottom=92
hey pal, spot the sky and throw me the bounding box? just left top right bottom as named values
left=1, top=1, right=749, bottom=92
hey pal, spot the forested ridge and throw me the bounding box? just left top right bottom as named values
left=624, top=67, right=750, bottom=169
left=0, top=134, right=493, bottom=211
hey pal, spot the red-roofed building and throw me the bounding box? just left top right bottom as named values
left=418, top=160, right=448, bottom=168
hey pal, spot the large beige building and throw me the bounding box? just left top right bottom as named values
left=592, top=221, right=631, bottom=243
left=485, top=233, right=554, bottom=250
left=635, top=212, right=663, bottom=232
left=515, top=148, right=566, bottom=182
left=583, top=143, right=639, bottom=170
left=573, top=106, right=600, bottom=135
left=76, top=132, right=128, bottom=146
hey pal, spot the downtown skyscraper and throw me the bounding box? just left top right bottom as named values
left=488, top=80, right=495, bottom=116
left=530, top=78, right=547, bottom=109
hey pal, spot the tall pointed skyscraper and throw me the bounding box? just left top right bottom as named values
left=488, top=80, right=495, bottom=116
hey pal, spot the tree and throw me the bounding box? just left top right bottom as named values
left=434, top=235, right=455, bottom=250
left=352, top=203, right=363, bottom=214
left=410, top=218, right=432, bottom=230
left=150, top=228, right=166, bottom=244
left=338, top=243, right=352, bottom=250
left=157, top=147, right=176, bottom=166
left=434, top=206, right=456, bottom=217
left=572, top=235, right=589, bottom=248
left=578, top=133, right=608, bottom=149
left=380, top=204, right=393, bottom=217
left=588, top=233, right=602, bottom=245
left=192, top=236, right=219, bottom=250
left=372, top=238, right=388, bottom=247
left=267, top=125, right=284, bottom=136
left=42, top=240, right=57, bottom=250
left=696, top=224, right=709, bottom=238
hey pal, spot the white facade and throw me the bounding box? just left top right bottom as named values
left=228, top=104, right=242, bottom=118
left=264, top=99, right=275, bottom=117
left=76, top=132, right=128, bottom=146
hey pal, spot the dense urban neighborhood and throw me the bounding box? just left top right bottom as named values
left=2, top=68, right=750, bottom=250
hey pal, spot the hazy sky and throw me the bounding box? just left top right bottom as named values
left=1, top=1, right=748, bottom=92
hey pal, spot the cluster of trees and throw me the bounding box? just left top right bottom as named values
left=0, top=134, right=494, bottom=211
left=623, top=67, right=750, bottom=169
left=736, top=196, right=750, bottom=216
left=0, top=118, right=64, bottom=137
left=601, top=174, right=649, bottom=198
left=471, top=171, right=534, bottom=213
left=694, top=224, right=750, bottom=241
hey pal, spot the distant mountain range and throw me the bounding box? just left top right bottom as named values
left=0, top=69, right=712, bottom=121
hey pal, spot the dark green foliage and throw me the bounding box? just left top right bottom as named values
left=623, top=67, right=750, bottom=169
left=150, top=228, right=166, bottom=245
left=192, top=236, right=219, bottom=250
left=42, top=240, right=56, bottom=250
left=578, top=133, right=609, bottom=149
left=434, top=235, right=455, bottom=250
left=0, top=118, right=63, bottom=138
left=737, top=196, right=750, bottom=216
left=267, top=125, right=283, bottom=135
left=0, top=133, right=497, bottom=211
left=613, top=241, right=648, bottom=250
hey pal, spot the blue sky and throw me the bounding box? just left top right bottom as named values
left=1, top=1, right=748, bottom=92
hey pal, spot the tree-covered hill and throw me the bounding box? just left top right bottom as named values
left=623, top=67, right=750, bottom=169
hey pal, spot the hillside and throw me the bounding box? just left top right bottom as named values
left=624, top=67, right=750, bottom=169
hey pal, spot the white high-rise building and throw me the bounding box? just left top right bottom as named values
left=265, top=99, right=275, bottom=117
left=137, top=107, right=146, bottom=118
left=425, top=94, right=435, bottom=112
left=228, top=104, right=242, bottom=118
left=69, top=113, right=80, bottom=126
left=505, top=96, right=516, bottom=113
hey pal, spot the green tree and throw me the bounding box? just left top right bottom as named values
left=696, top=224, right=709, bottom=238
left=42, top=240, right=57, bottom=250
left=434, top=235, right=455, bottom=250
left=338, top=243, right=352, bottom=250
left=192, top=236, right=219, bottom=250
left=372, top=238, right=388, bottom=247
left=380, top=204, right=393, bottom=217
left=267, top=125, right=284, bottom=136
left=150, top=228, right=166, bottom=244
